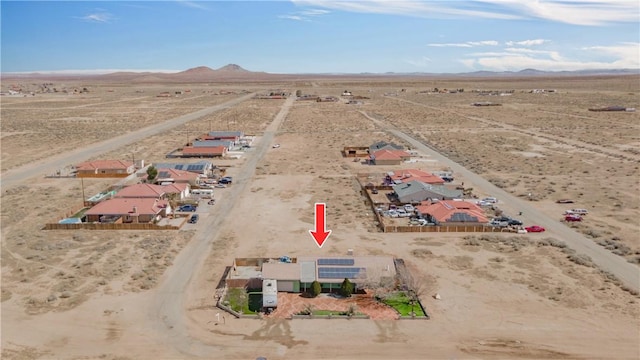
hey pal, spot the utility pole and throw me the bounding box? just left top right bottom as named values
left=81, top=177, right=86, bottom=208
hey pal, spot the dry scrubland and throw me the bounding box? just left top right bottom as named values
left=1, top=76, right=639, bottom=359
left=363, top=77, right=640, bottom=263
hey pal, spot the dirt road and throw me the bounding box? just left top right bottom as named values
left=361, top=110, right=640, bottom=293
left=0, top=93, right=256, bottom=189
left=148, top=95, right=296, bottom=355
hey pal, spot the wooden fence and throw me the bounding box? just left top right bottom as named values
left=383, top=224, right=507, bottom=233
left=44, top=222, right=181, bottom=230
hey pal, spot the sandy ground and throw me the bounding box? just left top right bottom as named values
left=1, top=77, right=639, bottom=359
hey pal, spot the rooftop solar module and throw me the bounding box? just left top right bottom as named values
left=318, top=267, right=365, bottom=279
left=317, top=258, right=355, bottom=266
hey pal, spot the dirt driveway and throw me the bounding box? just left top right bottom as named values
left=269, top=292, right=400, bottom=320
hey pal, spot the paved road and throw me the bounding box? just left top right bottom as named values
left=360, top=110, right=640, bottom=292
left=149, top=95, right=295, bottom=356
left=0, top=93, right=256, bottom=189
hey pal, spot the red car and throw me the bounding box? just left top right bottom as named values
left=525, top=225, right=546, bottom=233
left=564, top=214, right=582, bottom=222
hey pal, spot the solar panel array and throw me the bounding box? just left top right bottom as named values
left=174, top=164, right=184, bottom=170
left=318, top=267, right=365, bottom=279
left=317, top=258, right=355, bottom=266
left=447, top=212, right=479, bottom=222
left=158, top=171, right=171, bottom=179
left=187, top=164, right=205, bottom=172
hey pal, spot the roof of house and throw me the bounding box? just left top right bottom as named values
left=154, top=161, right=212, bottom=173
left=415, top=200, right=488, bottom=223
left=393, top=180, right=462, bottom=199
left=206, top=131, right=244, bottom=137
left=156, top=168, right=199, bottom=181
left=262, top=262, right=301, bottom=280
left=115, top=184, right=166, bottom=198
left=76, top=160, right=133, bottom=171
left=85, top=198, right=168, bottom=216
left=192, top=140, right=233, bottom=148
left=388, top=169, right=445, bottom=185
left=371, top=149, right=410, bottom=161
left=369, top=141, right=404, bottom=153
left=182, top=146, right=226, bottom=156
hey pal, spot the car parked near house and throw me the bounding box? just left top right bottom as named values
left=404, top=204, right=415, bottom=213
left=372, top=188, right=379, bottom=194
left=508, top=219, right=523, bottom=226
left=565, top=208, right=588, bottom=215
left=188, top=214, right=199, bottom=224
left=178, top=205, right=197, bottom=212
left=564, top=214, right=582, bottom=222
left=490, top=219, right=509, bottom=227
left=525, top=225, right=545, bottom=233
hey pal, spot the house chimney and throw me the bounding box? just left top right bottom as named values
left=132, top=206, right=137, bottom=214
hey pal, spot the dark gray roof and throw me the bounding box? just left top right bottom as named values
left=193, top=140, right=233, bottom=148
left=369, top=141, right=404, bottom=153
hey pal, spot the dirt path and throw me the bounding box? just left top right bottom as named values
left=0, top=93, right=256, bottom=189
left=360, top=110, right=640, bottom=292
left=147, top=95, right=296, bottom=355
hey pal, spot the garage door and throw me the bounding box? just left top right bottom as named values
left=277, top=280, right=294, bottom=292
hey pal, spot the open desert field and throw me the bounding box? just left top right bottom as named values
left=1, top=75, right=639, bottom=359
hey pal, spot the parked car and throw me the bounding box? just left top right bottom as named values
left=178, top=205, right=197, bottom=212
left=490, top=219, right=509, bottom=227
left=565, top=208, right=588, bottom=215
left=215, top=184, right=227, bottom=188
left=476, top=200, right=492, bottom=206
left=404, top=204, right=415, bottom=213
left=388, top=210, right=399, bottom=218
left=525, top=225, right=545, bottom=233
left=564, top=214, right=582, bottom=222
left=207, top=199, right=216, bottom=205
left=219, top=177, right=233, bottom=184
left=272, top=144, right=280, bottom=148
left=556, top=199, right=575, bottom=204
left=371, top=189, right=379, bottom=194
left=482, top=197, right=498, bottom=204
left=188, top=214, right=199, bottom=224
left=508, top=219, right=523, bottom=226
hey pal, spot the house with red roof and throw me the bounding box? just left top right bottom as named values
left=84, top=198, right=169, bottom=223
left=181, top=145, right=227, bottom=158
left=415, top=200, right=488, bottom=226
left=115, top=183, right=190, bottom=200
left=75, top=160, right=134, bottom=178
left=153, top=168, right=200, bottom=186
left=370, top=149, right=411, bottom=165
left=386, top=169, right=445, bottom=185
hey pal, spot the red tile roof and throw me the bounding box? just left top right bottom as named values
left=85, top=198, right=167, bottom=216
left=389, top=169, right=445, bottom=184
left=76, top=160, right=133, bottom=171
left=153, top=168, right=199, bottom=182
left=182, top=146, right=226, bottom=156
left=115, top=184, right=166, bottom=198
left=371, top=149, right=410, bottom=161
left=416, top=200, right=488, bottom=223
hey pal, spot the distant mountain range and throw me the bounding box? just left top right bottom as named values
left=1, top=64, right=638, bottom=82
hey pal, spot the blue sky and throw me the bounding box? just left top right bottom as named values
left=1, top=1, right=638, bottom=74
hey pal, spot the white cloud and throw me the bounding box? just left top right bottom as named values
left=292, top=0, right=521, bottom=20
left=280, top=7, right=330, bottom=21
left=462, top=42, right=640, bottom=71
left=278, top=15, right=307, bottom=21
left=77, top=12, right=113, bottom=23
left=404, top=56, right=433, bottom=67
left=506, top=39, right=549, bottom=46
left=428, top=40, right=498, bottom=47
left=176, top=1, right=209, bottom=10
left=292, top=0, right=639, bottom=25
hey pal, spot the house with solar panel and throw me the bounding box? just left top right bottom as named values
left=229, top=256, right=396, bottom=295
left=415, top=200, right=488, bottom=226
left=154, top=161, right=213, bottom=176
left=392, top=180, right=463, bottom=204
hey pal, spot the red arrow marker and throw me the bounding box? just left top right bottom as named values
left=309, top=203, right=331, bottom=248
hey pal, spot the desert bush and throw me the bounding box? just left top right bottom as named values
left=567, top=254, right=595, bottom=267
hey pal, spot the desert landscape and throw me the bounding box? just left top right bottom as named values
left=1, top=72, right=639, bottom=360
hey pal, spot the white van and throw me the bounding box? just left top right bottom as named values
left=565, top=208, right=588, bottom=215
